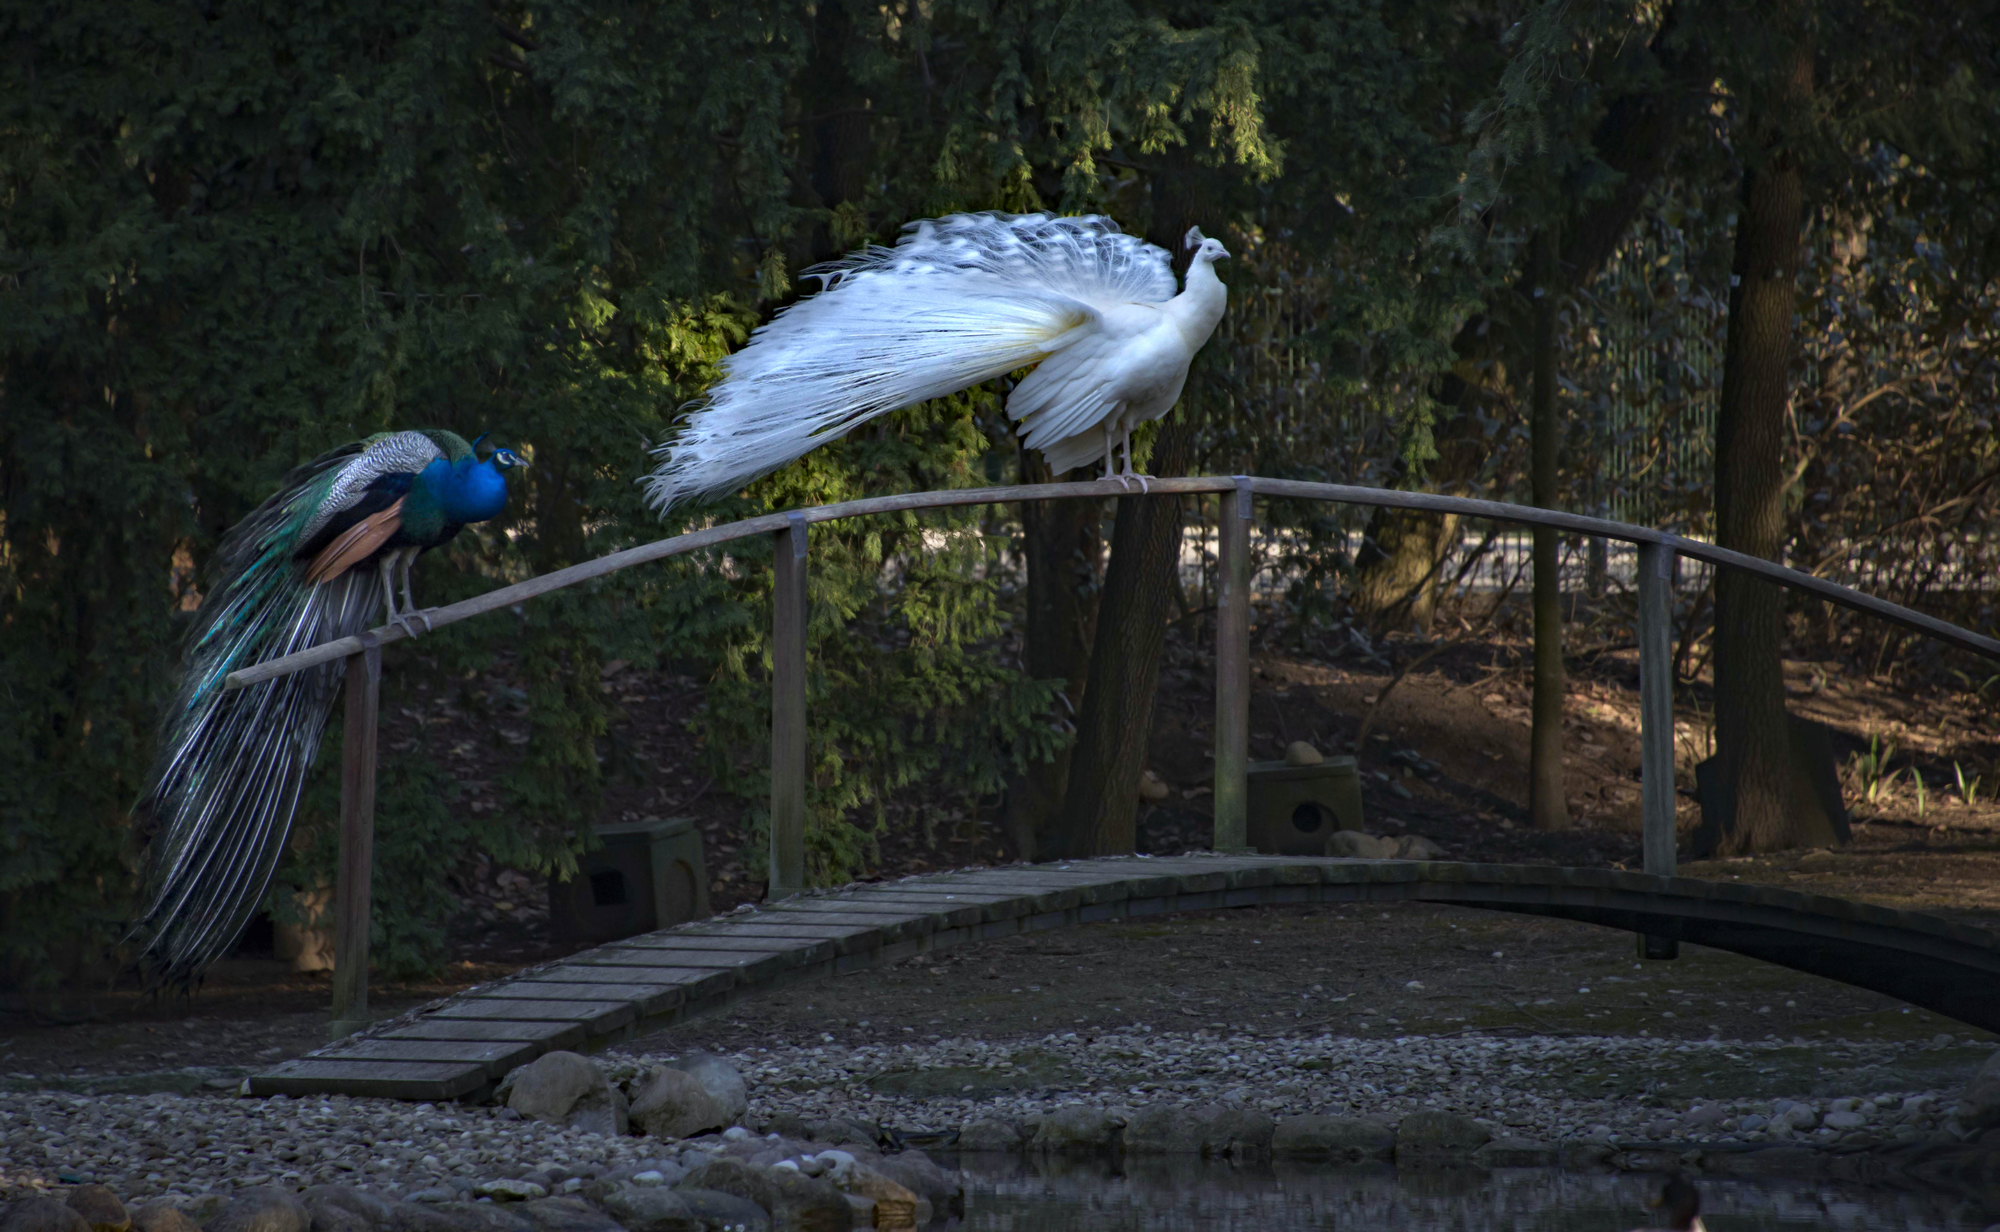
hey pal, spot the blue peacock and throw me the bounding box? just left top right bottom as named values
left=132, top=429, right=525, bottom=984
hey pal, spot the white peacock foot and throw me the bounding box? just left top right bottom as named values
left=409, top=607, right=438, bottom=634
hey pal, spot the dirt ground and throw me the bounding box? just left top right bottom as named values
left=9, top=610, right=1999, bottom=1081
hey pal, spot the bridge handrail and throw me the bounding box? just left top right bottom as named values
left=224, top=475, right=2000, bottom=689
left=230, top=473, right=2000, bottom=1031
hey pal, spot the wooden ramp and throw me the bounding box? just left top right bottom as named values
left=249, top=854, right=2000, bottom=1101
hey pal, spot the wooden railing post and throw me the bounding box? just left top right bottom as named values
left=1636, top=540, right=1679, bottom=960
left=1213, top=477, right=1253, bottom=853
left=769, top=512, right=809, bottom=899
left=330, top=636, right=381, bottom=1038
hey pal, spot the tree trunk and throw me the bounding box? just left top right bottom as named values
left=1349, top=8, right=1705, bottom=611
left=1350, top=508, right=1459, bottom=634
left=1711, top=37, right=1834, bottom=855
left=1003, top=446, right=1102, bottom=860
left=1053, top=420, right=1194, bottom=857
left=1528, top=230, right=1570, bottom=832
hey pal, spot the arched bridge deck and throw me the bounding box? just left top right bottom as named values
left=250, top=854, right=2000, bottom=1101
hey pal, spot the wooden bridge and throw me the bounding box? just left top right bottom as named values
left=224, top=476, right=2000, bottom=1098
left=249, top=853, right=2000, bottom=1101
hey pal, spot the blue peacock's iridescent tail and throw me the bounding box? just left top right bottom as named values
left=130, top=430, right=492, bottom=985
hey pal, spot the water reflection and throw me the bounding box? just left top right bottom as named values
left=947, top=1153, right=1991, bottom=1231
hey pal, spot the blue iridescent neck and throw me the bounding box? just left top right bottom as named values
left=421, top=456, right=511, bottom=525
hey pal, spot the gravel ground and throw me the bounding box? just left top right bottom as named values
left=5, top=904, right=1995, bottom=1203
left=3, top=1025, right=1985, bottom=1202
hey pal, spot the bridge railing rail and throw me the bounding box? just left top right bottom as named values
left=221, top=476, right=2000, bottom=1036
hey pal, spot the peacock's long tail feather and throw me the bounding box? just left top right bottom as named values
left=129, top=446, right=379, bottom=986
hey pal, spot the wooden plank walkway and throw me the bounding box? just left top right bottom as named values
left=249, top=854, right=2000, bottom=1101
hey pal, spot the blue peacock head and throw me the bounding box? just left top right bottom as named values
left=427, top=437, right=528, bottom=525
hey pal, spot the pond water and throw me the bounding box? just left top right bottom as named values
left=947, top=1153, right=1998, bottom=1231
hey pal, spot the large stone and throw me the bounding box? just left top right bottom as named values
left=841, top=1170, right=916, bottom=1228
left=1395, top=1112, right=1491, bottom=1162
left=1123, top=1106, right=1203, bottom=1154
left=65, top=1190, right=128, bottom=1232
left=175, top=1202, right=228, bottom=1229
left=128, top=1208, right=200, bottom=1232
left=206, top=1190, right=310, bottom=1232
left=426, top=1207, right=534, bottom=1232
left=803, top=1119, right=877, bottom=1148
left=514, top=1199, right=622, bottom=1232
left=671, top=1191, right=769, bottom=1232
left=592, top=1187, right=698, bottom=1232
left=1199, top=1107, right=1274, bottom=1158
left=634, top=1067, right=731, bottom=1140
left=860, top=1151, right=957, bottom=1218
left=1030, top=1105, right=1122, bottom=1154
left=2, top=1199, right=90, bottom=1232
left=678, top=1159, right=846, bottom=1232
left=1271, top=1115, right=1396, bottom=1161
left=1472, top=1137, right=1558, bottom=1168
left=956, top=1118, right=1025, bottom=1151
left=1956, top=1049, right=2000, bottom=1132
left=1325, top=831, right=1397, bottom=859
left=504, top=1052, right=626, bottom=1137
left=662, top=1054, right=749, bottom=1128
left=299, top=1190, right=459, bottom=1232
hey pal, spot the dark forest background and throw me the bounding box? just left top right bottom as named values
left=4, top=0, right=1998, bottom=988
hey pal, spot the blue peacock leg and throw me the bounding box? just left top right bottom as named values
left=397, top=548, right=434, bottom=634
left=376, top=555, right=418, bottom=637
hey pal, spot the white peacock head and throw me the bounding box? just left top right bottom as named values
left=1183, top=225, right=1230, bottom=263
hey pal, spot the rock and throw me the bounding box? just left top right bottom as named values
left=1284, top=741, right=1323, bottom=766
left=841, top=1170, right=916, bottom=1227
left=1123, top=1106, right=1203, bottom=1154
left=1395, top=1111, right=1491, bottom=1162
left=803, top=1119, right=878, bottom=1148
left=1956, top=1050, right=2000, bottom=1132
left=593, top=1188, right=699, bottom=1232
left=474, top=1183, right=546, bottom=1204
left=299, top=1187, right=458, bottom=1232
left=1200, top=1107, right=1274, bottom=1158
left=66, top=1189, right=129, bottom=1232
left=1472, top=1137, right=1557, bottom=1168
left=671, top=1192, right=769, bottom=1232
left=1325, top=831, right=1396, bottom=859
left=1682, top=1104, right=1727, bottom=1129
left=514, top=1199, right=622, bottom=1232
left=1738, top=1114, right=1770, bottom=1132
left=1776, top=1103, right=1819, bottom=1130
left=504, top=1053, right=626, bottom=1137
left=1394, top=835, right=1445, bottom=860
left=1030, top=1105, right=1123, bottom=1154
left=129, top=1208, right=200, bottom=1232
left=1824, top=1110, right=1868, bottom=1130
left=661, top=1053, right=750, bottom=1129
left=857, top=1151, right=954, bottom=1220
left=427, top=1207, right=534, bottom=1232
left=679, top=1159, right=847, bottom=1232
left=1138, top=770, right=1171, bottom=801
left=956, top=1118, right=1025, bottom=1151
left=634, top=1067, right=731, bottom=1140
left=2, top=1199, right=90, bottom=1232
left=206, top=1190, right=310, bottom=1232
left=1270, top=1115, right=1396, bottom=1161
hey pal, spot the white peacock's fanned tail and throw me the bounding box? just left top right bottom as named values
left=644, top=212, right=1177, bottom=511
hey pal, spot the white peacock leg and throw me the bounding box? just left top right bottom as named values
left=398, top=548, right=434, bottom=634
left=1104, top=420, right=1133, bottom=490
left=1120, top=421, right=1150, bottom=493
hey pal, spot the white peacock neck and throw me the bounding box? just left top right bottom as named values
left=1170, top=254, right=1230, bottom=351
